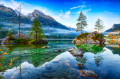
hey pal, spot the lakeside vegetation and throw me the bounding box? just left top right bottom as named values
left=1, top=19, right=48, bottom=45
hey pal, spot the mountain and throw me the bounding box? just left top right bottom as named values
left=0, top=4, right=69, bottom=29
left=105, top=24, right=120, bottom=32
left=0, top=4, right=80, bottom=39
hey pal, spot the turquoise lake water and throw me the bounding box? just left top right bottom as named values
left=0, top=40, right=120, bottom=79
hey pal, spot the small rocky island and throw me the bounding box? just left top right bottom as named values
left=72, top=31, right=105, bottom=46
left=0, top=33, right=48, bottom=45
left=0, top=19, right=48, bottom=45
left=67, top=31, right=105, bottom=78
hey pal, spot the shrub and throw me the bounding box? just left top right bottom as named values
left=76, top=33, right=89, bottom=39
left=0, top=49, right=17, bottom=78
left=92, top=34, right=104, bottom=41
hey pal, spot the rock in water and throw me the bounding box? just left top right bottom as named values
left=68, top=47, right=75, bottom=52
left=42, top=46, right=48, bottom=49
left=55, top=49, right=61, bottom=52
left=77, top=47, right=85, bottom=53
left=80, top=70, right=98, bottom=78
left=68, top=47, right=85, bottom=56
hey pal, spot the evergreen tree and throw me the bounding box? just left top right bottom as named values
left=76, top=11, right=87, bottom=34
left=7, top=31, right=12, bottom=37
left=29, top=19, right=45, bottom=40
left=95, top=18, right=104, bottom=33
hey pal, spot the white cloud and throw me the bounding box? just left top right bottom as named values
left=82, top=8, right=91, bottom=14
left=54, top=10, right=71, bottom=20
left=63, top=11, right=71, bottom=18
left=1, top=0, right=120, bottom=33
left=0, top=0, right=19, bottom=9
left=77, top=8, right=91, bottom=15
left=52, top=10, right=76, bottom=28
left=70, top=5, right=86, bottom=9
left=0, top=0, right=48, bottom=15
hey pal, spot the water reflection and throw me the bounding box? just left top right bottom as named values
left=0, top=40, right=75, bottom=74
left=76, top=44, right=105, bottom=54
left=94, top=54, right=104, bottom=67
left=1, top=40, right=120, bottom=79
left=106, top=39, right=120, bottom=55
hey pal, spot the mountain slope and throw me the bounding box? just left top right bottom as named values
left=0, top=4, right=70, bottom=29
left=0, top=4, right=80, bottom=39
left=105, top=24, right=120, bottom=32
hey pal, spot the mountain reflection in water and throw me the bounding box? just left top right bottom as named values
left=1, top=40, right=120, bottom=79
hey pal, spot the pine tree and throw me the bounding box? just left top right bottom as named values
left=95, top=18, right=104, bottom=33
left=29, top=19, right=44, bottom=40
left=76, top=11, right=87, bottom=34
left=7, top=31, right=12, bottom=37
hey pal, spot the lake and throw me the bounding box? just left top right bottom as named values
left=0, top=40, right=120, bottom=79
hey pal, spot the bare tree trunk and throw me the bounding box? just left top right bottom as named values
left=98, top=28, right=99, bottom=34
left=81, top=24, right=82, bottom=34
left=19, top=5, right=21, bottom=39
left=98, top=26, right=99, bottom=34
left=19, top=12, right=20, bottom=39
left=36, top=32, right=37, bottom=40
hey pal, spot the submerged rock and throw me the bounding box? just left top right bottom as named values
left=55, top=49, right=61, bottom=52
left=68, top=47, right=85, bottom=56
left=42, top=46, right=48, bottom=49
left=77, top=48, right=85, bottom=53
left=77, top=63, right=85, bottom=69
left=80, top=70, right=98, bottom=78
left=56, top=49, right=61, bottom=52
left=68, top=47, right=75, bottom=52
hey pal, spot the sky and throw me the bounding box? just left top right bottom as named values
left=0, top=0, right=120, bottom=32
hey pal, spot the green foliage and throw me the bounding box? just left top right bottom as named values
left=29, top=19, right=46, bottom=40
left=0, top=30, right=8, bottom=39
left=76, top=33, right=89, bottom=39
left=76, top=11, right=87, bottom=33
left=91, top=34, right=104, bottom=41
left=32, top=19, right=42, bottom=33
left=0, top=28, right=17, bottom=39
left=5, top=36, right=30, bottom=44
left=12, top=38, right=30, bottom=44
left=7, top=31, right=12, bottom=37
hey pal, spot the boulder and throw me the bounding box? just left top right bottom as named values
left=77, top=48, right=85, bottom=53
left=54, top=49, right=61, bottom=52
left=68, top=47, right=75, bottom=53
left=42, top=46, right=48, bottom=49
left=80, top=70, right=98, bottom=78
left=68, top=47, right=85, bottom=56
left=73, top=50, right=84, bottom=56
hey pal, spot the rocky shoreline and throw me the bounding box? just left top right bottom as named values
left=72, top=31, right=105, bottom=46
left=0, top=35, right=48, bottom=45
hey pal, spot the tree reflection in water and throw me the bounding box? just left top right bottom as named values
left=76, top=44, right=105, bottom=54
left=69, top=44, right=105, bottom=78
left=94, top=54, right=104, bottom=67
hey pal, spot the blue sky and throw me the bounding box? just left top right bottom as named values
left=1, top=0, right=120, bottom=32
